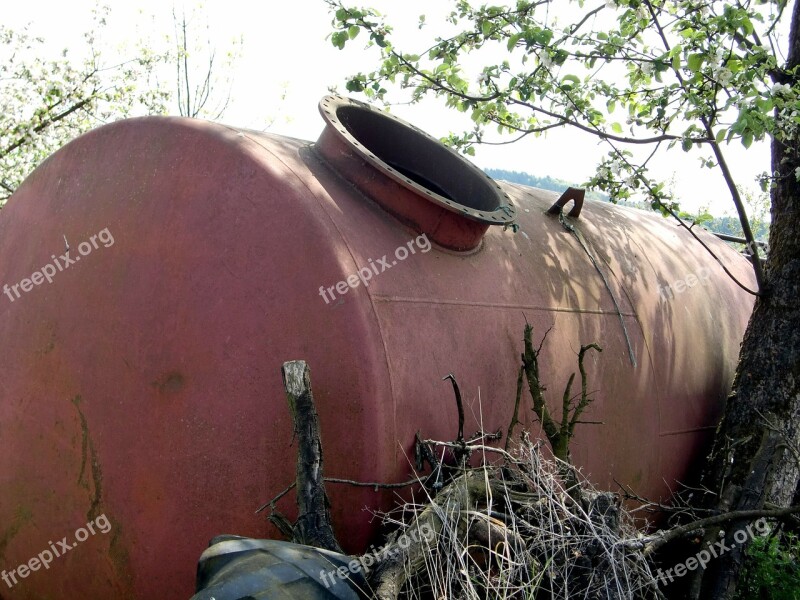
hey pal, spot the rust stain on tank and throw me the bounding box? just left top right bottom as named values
left=151, top=370, right=186, bottom=395
left=0, top=505, right=32, bottom=563
left=71, top=395, right=103, bottom=521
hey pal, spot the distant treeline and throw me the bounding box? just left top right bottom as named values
left=484, top=168, right=610, bottom=202
left=484, top=168, right=769, bottom=242
left=698, top=214, right=769, bottom=241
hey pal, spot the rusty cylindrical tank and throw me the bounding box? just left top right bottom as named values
left=0, top=95, right=755, bottom=598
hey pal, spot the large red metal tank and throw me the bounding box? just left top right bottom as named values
left=0, top=95, right=755, bottom=599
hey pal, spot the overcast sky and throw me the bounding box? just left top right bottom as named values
left=4, top=0, right=781, bottom=217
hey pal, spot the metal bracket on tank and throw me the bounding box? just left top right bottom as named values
left=547, top=187, right=585, bottom=218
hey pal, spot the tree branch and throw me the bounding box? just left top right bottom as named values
left=640, top=505, right=800, bottom=555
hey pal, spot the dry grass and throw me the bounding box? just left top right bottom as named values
left=377, top=439, right=662, bottom=600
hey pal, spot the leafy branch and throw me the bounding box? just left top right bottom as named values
left=327, top=0, right=793, bottom=293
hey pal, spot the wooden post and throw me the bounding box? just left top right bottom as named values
left=281, top=360, right=342, bottom=553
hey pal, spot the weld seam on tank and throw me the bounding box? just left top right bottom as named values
left=369, top=295, right=638, bottom=317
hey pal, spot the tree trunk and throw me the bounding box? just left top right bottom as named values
left=694, top=4, right=800, bottom=597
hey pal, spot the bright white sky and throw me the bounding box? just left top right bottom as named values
left=4, top=0, right=781, bottom=217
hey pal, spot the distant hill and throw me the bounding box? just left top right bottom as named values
left=484, top=167, right=768, bottom=242
left=483, top=168, right=610, bottom=202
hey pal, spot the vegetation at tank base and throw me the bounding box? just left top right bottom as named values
left=733, top=531, right=800, bottom=600
left=264, top=325, right=800, bottom=599
left=266, top=334, right=661, bottom=599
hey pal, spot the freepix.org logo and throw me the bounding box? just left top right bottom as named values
left=3, top=228, right=115, bottom=303
left=319, top=524, right=435, bottom=588
left=318, top=234, right=431, bottom=304
left=1, top=514, right=112, bottom=589
left=655, top=518, right=769, bottom=586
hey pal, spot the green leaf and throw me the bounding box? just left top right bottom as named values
left=682, top=137, right=692, bottom=151
left=715, top=128, right=727, bottom=143
left=611, top=122, right=623, bottom=133
left=687, top=53, right=704, bottom=72
left=562, top=74, right=580, bottom=87
left=755, top=97, right=773, bottom=112
left=346, top=78, right=364, bottom=92
left=742, top=130, right=754, bottom=148
left=481, top=21, right=492, bottom=36
left=553, top=49, right=568, bottom=65
left=348, top=26, right=360, bottom=40
left=695, top=212, right=714, bottom=224
left=534, top=29, right=553, bottom=45
left=331, top=31, right=348, bottom=49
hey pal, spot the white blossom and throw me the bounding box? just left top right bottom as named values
left=716, top=68, right=733, bottom=85
left=771, top=83, right=793, bottom=96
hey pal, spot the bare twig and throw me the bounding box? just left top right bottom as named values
left=505, top=365, right=525, bottom=452
left=443, top=373, right=469, bottom=467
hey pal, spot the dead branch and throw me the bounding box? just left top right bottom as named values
left=522, top=323, right=562, bottom=457
left=639, top=504, right=800, bottom=555
left=570, top=343, right=603, bottom=432
left=522, top=324, right=602, bottom=500
left=505, top=365, right=525, bottom=452
left=443, top=373, right=469, bottom=466
left=281, top=360, right=342, bottom=553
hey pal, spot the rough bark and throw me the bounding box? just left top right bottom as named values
left=693, top=4, right=800, bottom=597
left=281, top=360, right=343, bottom=554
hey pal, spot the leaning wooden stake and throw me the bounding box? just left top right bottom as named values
left=281, top=360, right=342, bottom=553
